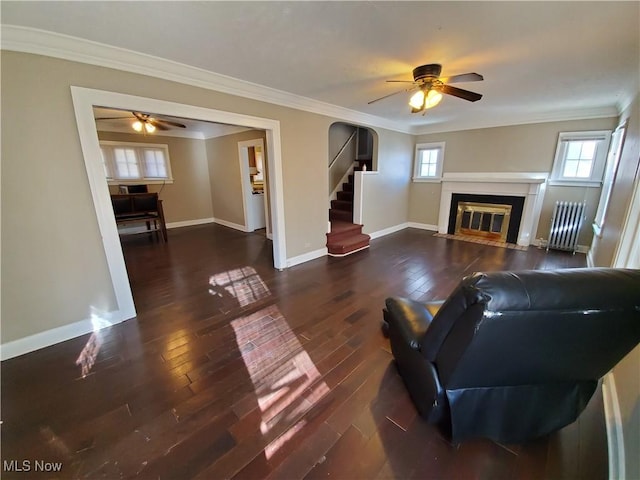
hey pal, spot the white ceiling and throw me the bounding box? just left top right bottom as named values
left=2, top=1, right=639, bottom=134
left=93, top=107, right=253, bottom=139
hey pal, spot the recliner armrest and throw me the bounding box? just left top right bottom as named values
left=384, top=297, right=435, bottom=351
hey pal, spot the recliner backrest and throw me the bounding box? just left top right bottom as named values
left=423, top=268, right=640, bottom=390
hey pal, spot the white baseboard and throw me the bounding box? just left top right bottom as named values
left=288, top=222, right=411, bottom=266
left=408, top=222, right=439, bottom=231
left=1, top=309, right=127, bottom=361
left=212, top=218, right=250, bottom=232
left=166, top=217, right=215, bottom=229
left=603, top=373, right=625, bottom=480
left=327, top=245, right=370, bottom=257
left=368, top=222, right=409, bottom=239
left=287, top=247, right=328, bottom=267
left=530, top=238, right=589, bottom=254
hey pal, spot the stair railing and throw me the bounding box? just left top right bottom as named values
left=329, top=130, right=358, bottom=194
left=329, top=130, right=357, bottom=170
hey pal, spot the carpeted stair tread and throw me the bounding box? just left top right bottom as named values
left=331, top=199, right=353, bottom=211
left=337, top=191, right=354, bottom=201
left=329, top=209, right=352, bottom=222
left=329, top=221, right=362, bottom=235
left=327, top=232, right=371, bottom=255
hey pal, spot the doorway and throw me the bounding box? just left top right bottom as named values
left=71, top=87, right=287, bottom=326
left=239, top=138, right=269, bottom=234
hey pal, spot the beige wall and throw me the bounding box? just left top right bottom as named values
left=361, top=129, right=413, bottom=234
left=98, top=131, right=213, bottom=224
left=408, top=182, right=441, bottom=227
left=589, top=95, right=640, bottom=480
left=0, top=50, right=413, bottom=344
left=205, top=130, right=266, bottom=227
left=410, top=117, right=618, bottom=245
left=2, top=54, right=118, bottom=342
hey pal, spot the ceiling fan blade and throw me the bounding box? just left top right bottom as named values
left=444, top=72, right=484, bottom=84
left=153, top=118, right=187, bottom=128
left=95, top=116, right=133, bottom=120
left=368, top=87, right=416, bottom=105
left=385, top=80, right=417, bottom=83
left=439, top=84, right=483, bottom=102
left=146, top=119, right=170, bottom=130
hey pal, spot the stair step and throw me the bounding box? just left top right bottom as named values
left=329, top=220, right=362, bottom=234
left=337, top=191, right=353, bottom=201
left=329, top=209, right=352, bottom=222
left=342, top=182, right=354, bottom=192
left=327, top=221, right=363, bottom=242
left=327, top=232, right=371, bottom=256
left=330, top=199, right=353, bottom=212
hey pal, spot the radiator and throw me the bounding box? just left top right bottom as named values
left=547, top=201, right=586, bottom=254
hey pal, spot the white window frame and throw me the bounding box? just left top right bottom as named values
left=100, top=141, right=174, bottom=185
left=413, top=142, right=445, bottom=182
left=549, top=131, right=611, bottom=187
left=593, top=123, right=626, bottom=236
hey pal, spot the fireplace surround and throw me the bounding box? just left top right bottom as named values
left=438, top=172, right=547, bottom=247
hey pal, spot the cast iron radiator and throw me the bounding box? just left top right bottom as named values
left=547, top=200, right=586, bottom=254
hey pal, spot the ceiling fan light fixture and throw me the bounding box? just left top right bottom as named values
left=409, top=90, right=425, bottom=110
left=132, top=120, right=144, bottom=132
left=144, top=122, right=156, bottom=133
left=425, top=89, right=443, bottom=109
left=409, top=88, right=443, bottom=112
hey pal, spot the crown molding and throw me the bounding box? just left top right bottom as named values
left=1, top=25, right=626, bottom=138
left=409, top=106, right=619, bottom=136
left=96, top=125, right=205, bottom=140
left=1, top=25, right=411, bottom=134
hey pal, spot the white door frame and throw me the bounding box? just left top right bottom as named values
left=238, top=138, right=265, bottom=232
left=70, top=86, right=288, bottom=324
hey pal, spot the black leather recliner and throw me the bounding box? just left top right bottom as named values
left=383, top=268, right=640, bottom=444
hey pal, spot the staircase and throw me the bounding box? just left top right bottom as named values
left=326, top=158, right=372, bottom=256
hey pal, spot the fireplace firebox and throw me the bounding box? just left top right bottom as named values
left=448, top=194, right=525, bottom=244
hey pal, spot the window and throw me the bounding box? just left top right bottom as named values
left=100, top=141, right=173, bottom=184
left=413, top=142, right=445, bottom=181
left=549, top=131, right=611, bottom=187
left=593, top=124, right=626, bottom=236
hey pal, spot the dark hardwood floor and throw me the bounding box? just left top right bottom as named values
left=1, top=224, right=607, bottom=479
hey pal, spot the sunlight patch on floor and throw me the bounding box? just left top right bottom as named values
left=209, top=266, right=271, bottom=307
left=231, top=304, right=329, bottom=459
left=75, top=308, right=113, bottom=378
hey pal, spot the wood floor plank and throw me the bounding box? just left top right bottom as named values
left=1, top=225, right=602, bottom=480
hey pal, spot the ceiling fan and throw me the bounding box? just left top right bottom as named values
left=368, top=64, right=483, bottom=114
left=95, top=111, right=187, bottom=133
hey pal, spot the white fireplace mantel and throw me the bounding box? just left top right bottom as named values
left=438, top=172, right=548, bottom=246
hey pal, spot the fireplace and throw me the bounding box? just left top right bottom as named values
left=448, top=194, right=525, bottom=244
left=455, top=202, right=512, bottom=242
left=438, top=172, right=547, bottom=247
